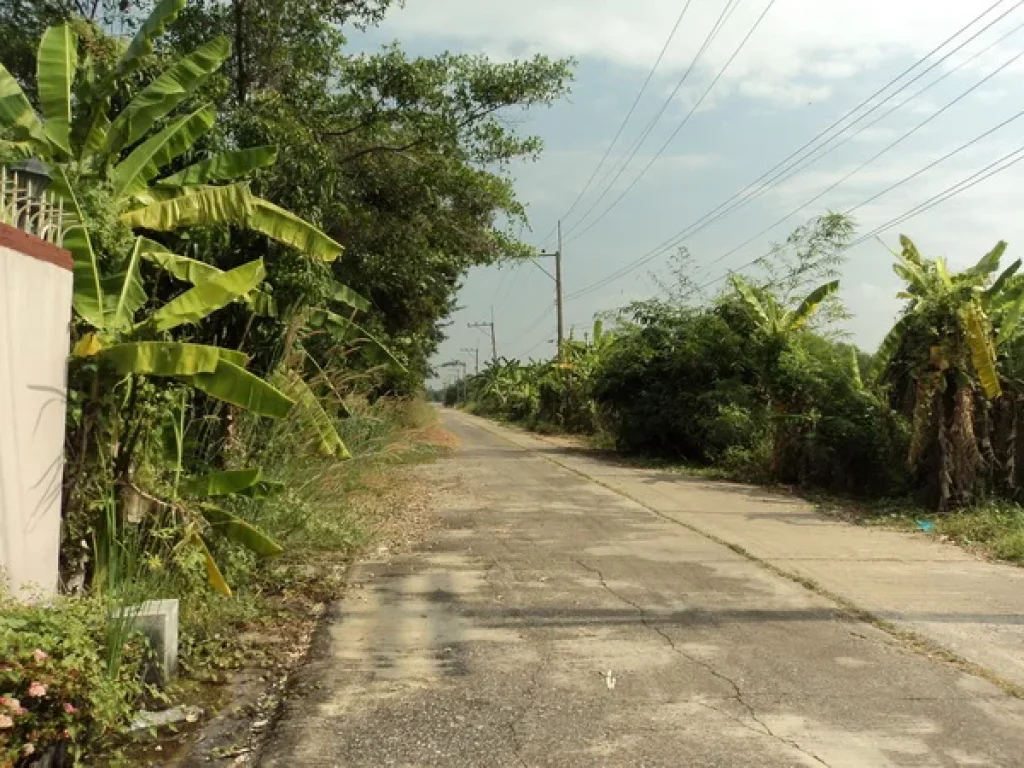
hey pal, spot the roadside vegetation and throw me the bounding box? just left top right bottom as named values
left=1, top=0, right=570, bottom=763
left=455, top=213, right=1024, bottom=566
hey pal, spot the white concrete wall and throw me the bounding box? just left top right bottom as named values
left=0, top=237, right=73, bottom=599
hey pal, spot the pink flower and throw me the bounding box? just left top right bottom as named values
left=0, top=696, right=18, bottom=710
left=27, top=682, right=46, bottom=698
left=22, top=743, right=35, bottom=757
left=63, top=702, right=77, bottom=714
left=0, top=714, right=12, bottom=729
left=32, top=649, right=48, bottom=663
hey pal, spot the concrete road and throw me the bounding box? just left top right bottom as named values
left=260, top=410, right=1024, bottom=767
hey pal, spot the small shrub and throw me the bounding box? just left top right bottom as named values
left=0, top=598, right=146, bottom=765
left=937, top=504, right=1024, bottom=563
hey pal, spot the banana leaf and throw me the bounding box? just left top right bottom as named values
left=968, top=241, right=1008, bottom=280
left=0, top=64, right=50, bottom=153
left=183, top=468, right=261, bottom=498
left=987, top=259, right=1022, bottom=302
left=215, top=348, right=248, bottom=367
left=192, top=533, right=231, bottom=596
left=112, top=103, right=216, bottom=197
left=963, top=302, right=1001, bottom=399
left=56, top=168, right=106, bottom=328
left=874, top=315, right=912, bottom=374
left=36, top=24, right=77, bottom=154
left=200, top=506, right=283, bottom=557
left=789, top=280, right=839, bottom=331
left=111, top=0, right=187, bottom=85
left=247, top=290, right=278, bottom=318
left=729, top=275, right=770, bottom=328
left=103, top=36, right=230, bottom=157
left=848, top=346, right=864, bottom=390
left=122, top=183, right=342, bottom=262
left=139, top=238, right=221, bottom=283
left=247, top=196, right=342, bottom=262
left=187, top=358, right=294, bottom=418
left=0, top=140, right=35, bottom=160
left=108, top=237, right=147, bottom=330
left=156, top=145, right=277, bottom=188
left=73, top=333, right=102, bottom=358
left=893, top=257, right=930, bottom=294
left=100, top=341, right=223, bottom=375
left=899, top=235, right=925, bottom=267
left=149, top=258, right=265, bottom=331
left=77, top=108, right=111, bottom=164
left=140, top=239, right=277, bottom=315
left=272, top=367, right=350, bottom=458
left=121, top=182, right=254, bottom=229
left=997, top=294, right=1024, bottom=348
left=331, top=282, right=370, bottom=312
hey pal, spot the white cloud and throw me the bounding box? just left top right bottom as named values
left=374, top=0, right=1022, bottom=107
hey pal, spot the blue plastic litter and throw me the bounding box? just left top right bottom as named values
left=916, top=520, right=936, bottom=533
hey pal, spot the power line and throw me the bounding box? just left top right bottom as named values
left=694, top=41, right=1024, bottom=278
left=513, top=303, right=556, bottom=357
left=562, top=0, right=779, bottom=247
left=675, top=5, right=1024, bottom=279
left=563, top=0, right=1014, bottom=301
left=534, top=1, right=695, bottom=249
left=518, top=303, right=555, bottom=339
left=489, top=263, right=515, bottom=305
left=559, top=0, right=746, bottom=242
left=691, top=142, right=1024, bottom=297
left=572, top=28, right=1024, bottom=302
left=848, top=145, right=1024, bottom=247
left=845, top=106, right=1024, bottom=216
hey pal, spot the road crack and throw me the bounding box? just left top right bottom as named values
left=506, top=665, right=540, bottom=767
left=572, top=558, right=830, bottom=767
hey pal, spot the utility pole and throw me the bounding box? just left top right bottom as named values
left=491, top=305, right=498, bottom=361
left=468, top=312, right=497, bottom=363
left=538, top=220, right=565, bottom=360
left=461, top=346, right=480, bottom=374
left=555, top=220, right=564, bottom=356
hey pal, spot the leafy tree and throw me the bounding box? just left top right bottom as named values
left=151, top=1, right=574, bottom=388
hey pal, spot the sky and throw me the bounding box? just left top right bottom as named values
left=353, top=0, right=1024, bottom=384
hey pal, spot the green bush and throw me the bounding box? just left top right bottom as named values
left=770, top=340, right=910, bottom=496
left=592, top=302, right=767, bottom=461
left=0, top=598, right=147, bottom=765
left=587, top=297, right=909, bottom=497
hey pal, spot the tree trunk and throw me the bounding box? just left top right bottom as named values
left=234, top=0, right=248, bottom=104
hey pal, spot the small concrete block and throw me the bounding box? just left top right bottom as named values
left=116, top=599, right=179, bottom=684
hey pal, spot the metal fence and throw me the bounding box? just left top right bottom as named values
left=0, top=164, right=69, bottom=246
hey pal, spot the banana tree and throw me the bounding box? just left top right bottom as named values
left=877, top=236, right=1022, bottom=508
left=68, top=205, right=293, bottom=419
left=730, top=275, right=840, bottom=340
left=0, top=1, right=344, bottom=327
